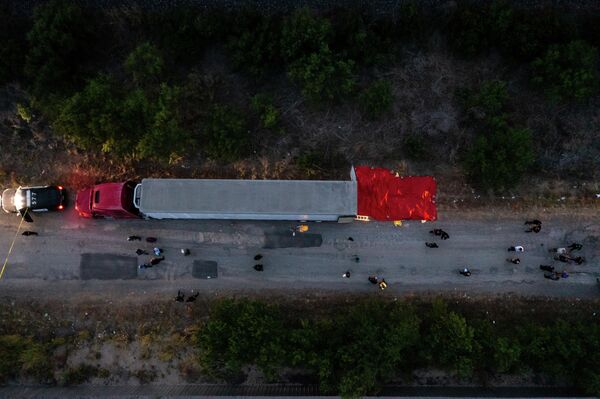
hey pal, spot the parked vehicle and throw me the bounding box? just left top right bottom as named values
left=1, top=185, right=66, bottom=214
left=74, top=167, right=438, bottom=222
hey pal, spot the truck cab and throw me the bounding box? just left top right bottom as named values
left=75, top=181, right=139, bottom=219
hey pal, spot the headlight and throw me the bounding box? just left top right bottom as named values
left=13, top=193, right=26, bottom=210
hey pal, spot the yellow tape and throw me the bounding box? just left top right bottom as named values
left=0, top=208, right=28, bottom=280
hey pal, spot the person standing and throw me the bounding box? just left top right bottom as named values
left=342, top=271, right=351, bottom=278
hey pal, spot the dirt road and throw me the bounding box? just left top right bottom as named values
left=0, top=207, right=598, bottom=300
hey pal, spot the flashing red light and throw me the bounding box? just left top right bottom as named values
left=58, top=186, right=64, bottom=190
left=58, top=205, right=64, bottom=210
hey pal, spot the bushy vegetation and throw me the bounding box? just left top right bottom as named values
left=464, top=121, right=535, bottom=192
left=203, top=105, right=249, bottom=161
left=25, top=0, right=94, bottom=101
left=448, top=3, right=575, bottom=61
left=0, top=335, right=52, bottom=382
left=197, top=298, right=600, bottom=397
left=359, top=80, right=394, bottom=119
left=460, top=80, right=535, bottom=192
left=531, top=40, right=600, bottom=103
left=1, top=1, right=599, bottom=185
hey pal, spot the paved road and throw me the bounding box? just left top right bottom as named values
left=0, top=208, right=598, bottom=300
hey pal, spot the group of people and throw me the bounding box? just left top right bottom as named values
left=504, top=220, right=586, bottom=281
left=129, top=235, right=190, bottom=270
left=174, top=290, right=199, bottom=303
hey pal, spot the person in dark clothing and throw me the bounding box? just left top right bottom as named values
left=572, top=256, right=585, bottom=265
left=507, top=257, right=521, bottom=264
left=254, top=254, right=263, bottom=261
left=425, top=242, right=439, bottom=248
left=460, top=268, right=471, bottom=277
left=555, top=254, right=570, bottom=263
left=175, top=290, right=185, bottom=302
left=352, top=255, right=360, bottom=263
left=348, top=237, right=354, bottom=241
left=181, top=248, right=191, bottom=256
left=544, top=272, right=560, bottom=281
left=525, top=220, right=542, bottom=226
left=146, top=237, right=157, bottom=243
left=128, top=235, right=142, bottom=241
left=186, top=292, right=199, bottom=302
left=539, top=265, right=555, bottom=272
left=440, top=230, right=450, bottom=240
left=568, top=243, right=583, bottom=251
left=136, top=249, right=148, bottom=255
left=430, top=229, right=443, bottom=236
left=254, top=264, right=264, bottom=271
left=149, top=256, right=165, bottom=266
left=368, top=276, right=378, bottom=284
left=21, top=231, right=38, bottom=236
left=525, top=224, right=541, bottom=233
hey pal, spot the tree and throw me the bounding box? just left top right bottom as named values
left=124, top=42, right=164, bottom=88
left=288, top=45, right=356, bottom=103
left=427, top=300, right=476, bottom=378
left=52, top=74, right=123, bottom=151
left=203, top=105, right=249, bottom=161
left=136, top=84, right=192, bottom=164
left=464, top=120, right=535, bottom=192
left=359, top=80, right=394, bottom=119
left=463, top=80, right=508, bottom=117
left=196, top=299, right=287, bottom=381
left=531, top=40, right=599, bottom=102
left=228, top=14, right=281, bottom=76
left=25, top=0, right=92, bottom=99
left=281, top=7, right=331, bottom=62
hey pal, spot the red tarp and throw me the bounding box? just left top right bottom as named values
left=355, top=166, right=437, bottom=221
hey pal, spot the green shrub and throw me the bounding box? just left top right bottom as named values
left=251, top=94, right=282, bottom=131
left=53, top=74, right=125, bottom=151
left=124, top=42, right=164, bottom=88
left=288, top=45, right=356, bottom=103
left=197, top=299, right=286, bottom=381
left=228, top=14, right=281, bottom=76
left=531, top=40, right=599, bottom=103
left=464, top=121, right=535, bottom=192
left=463, top=80, right=509, bottom=117
left=427, top=300, right=476, bottom=378
left=281, top=7, right=331, bottom=62
left=203, top=105, right=249, bottom=161
left=136, top=84, right=192, bottom=164
left=448, top=3, right=574, bottom=61
left=139, top=9, right=225, bottom=64
left=25, top=0, right=93, bottom=99
left=359, top=80, right=394, bottom=119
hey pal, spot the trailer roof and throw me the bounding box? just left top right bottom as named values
left=137, top=179, right=357, bottom=220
